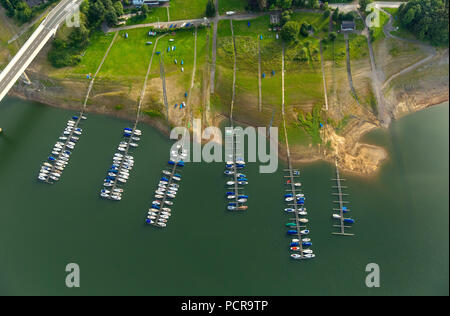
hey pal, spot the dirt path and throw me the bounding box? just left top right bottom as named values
left=229, top=19, right=237, bottom=124
left=83, top=32, right=118, bottom=108
left=344, top=32, right=361, bottom=107
left=379, top=8, right=437, bottom=90
left=186, top=28, right=197, bottom=125
left=210, top=20, right=218, bottom=94
left=358, top=11, right=389, bottom=127
left=319, top=39, right=329, bottom=111
left=258, top=38, right=262, bottom=112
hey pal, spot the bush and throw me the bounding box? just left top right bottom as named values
left=281, top=21, right=300, bottom=42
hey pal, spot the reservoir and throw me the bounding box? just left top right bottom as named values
left=0, top=98, right=448, bottom=295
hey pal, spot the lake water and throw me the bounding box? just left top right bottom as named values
left=0, top=98, right=448, bottom=295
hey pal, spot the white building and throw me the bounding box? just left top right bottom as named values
left=132, top=0, right=170, bottom=6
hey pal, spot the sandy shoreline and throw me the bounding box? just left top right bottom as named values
left=6, top=87, right=448, bottom=177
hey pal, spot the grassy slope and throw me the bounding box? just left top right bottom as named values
left=218, top=0, right=247, bottom=15
left=125, top=7, right=168, bottom=26
left=169, top=0, right=209, bottom=21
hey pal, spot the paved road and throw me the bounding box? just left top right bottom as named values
left=330, top=1, right=406, bottom=12
left=0, top=0, right=82, bottom=103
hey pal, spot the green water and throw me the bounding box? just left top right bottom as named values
left=0, top=98, right=448, bottom=295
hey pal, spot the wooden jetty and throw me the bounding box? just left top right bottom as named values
left=331, top=159, right=354, bottom=236
left=106, top=123, right=139, bottom=199
left=150, top=159, right=181, bottom=227
left=225, top=132, right=247, bottom=210
left=44, top=112, right=86, bottom=184
left=281, top=45, right=313, bottom=260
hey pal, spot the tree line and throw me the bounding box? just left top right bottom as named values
left=48, top=0, right=124, bottom=68
left=247, top=0, right=351, bottom=11
left=0, top=0, right=59, bottom=24
left=397, top=0, right=449, bottom=45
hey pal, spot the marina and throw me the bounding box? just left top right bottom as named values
left=224, top=129, right=248, bottom=212
left=36, top=32, right=118, bottom=185
left=37, top=114, right=87, bottom=184
left=331, top=159, right=355, bottom=236
left=100, top=33, right=164, bottom=202
left=145, top=31, right=194, bottom=228
left=0, top=98, right=448, bottom=295
left=281, top=44, right=314, bottom=260
left=145, top=151, right=185, bottom=228
left=100, top=127, right=141, bottom=201
left=224, top=20, right=249, bottom=213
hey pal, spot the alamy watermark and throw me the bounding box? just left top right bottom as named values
left=65, top=263, right=80, bottom=288
left=169, top=119, right=279, bottom=174
left=365, top=3, right=381, bottom=28
left=365, top=263, right=380, bottom=288
left=65, top=4, right=80, bottom=28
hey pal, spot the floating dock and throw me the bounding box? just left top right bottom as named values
left=146, top=147, right=185, bottom=228
left=281, top=44, right=314, bottom=260
left=331, top=159, right=355, bottom=236
left=37, top=113, right=87, bottom=184
left=100, top=126, right=141, bottom=201
left=224, top=129, right=248, bottom=212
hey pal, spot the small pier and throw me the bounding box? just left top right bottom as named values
left=283, top=168, right=312, bottom=259
left=147, top=152, right=184, bottom=228
left=281, top=44, right=314, bottom=260
left=100, top=125, right=141, bottom=201
left=223, top=20, right=248, bottom=212
left=37, top=113, right=87, bottom=184
left=37, top=32, right=118, bottom=185
left=224, top=130, right=248, bottom=212
left=331, top=159, right=355, bottom=236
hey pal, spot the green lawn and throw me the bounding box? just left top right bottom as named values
left=125, top=7, right=169, bottom=26
left=169, top=0, right=209, bottom=21
left=370, top=9, right=389, bottom=42
left=96, top=29, right=158, bottom=80
left=232, top=16, right=275, bottom=39
left=65, top=31, right=116, bottom=78
left=218, top=0, right=247, bottom=15
left=348, top=34, right=369, bottom=60
left=383, top=7, right=418, bottom=41
left=322, top=33, right=346, bottom=65
left=290, top=12, right=330, bottom=38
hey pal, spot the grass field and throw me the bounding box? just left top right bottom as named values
left=61, top=31, right=116, bottom=78
left=169, top=0, right=209, bottom=21
left=383, top=7, right=418, bottom=41
left=370, top=9, right=389, bottom=42
left=290, top=12, right=330, bottom=38
left=214, top=14, right=327, bottom=145
left=125, top=7, right=169, bottom=26
left=218, top=0, right=247, bottom=15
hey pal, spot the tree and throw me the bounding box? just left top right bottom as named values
left=328, top=31, right=337, bottom=41
left=397, top=0, right=449, bottom=45
left=206, top=0, right=215, bottom=17
left=113, top=1, right=123, bottom=16
left=299, top=22, right=311, bottom=37
left=323, top=8, right=331, bottom=18
left=105, top=7, right=118, bottom=26
left=68, top=22, right=90, bottom=48
left=87, top=0, right=106, bottom=28
left=281, top=0, right=292, bottom=9
left=359, top=0, right=373, bottom=12
left=281, top=21, right=300, bottom=42
left=141, top=3, right=149, bottom=18
left=281, top=10, right=291, bottom=25
left=332, top=7, right=339, bottom=21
